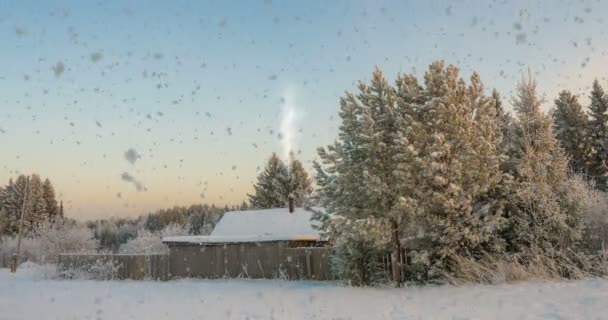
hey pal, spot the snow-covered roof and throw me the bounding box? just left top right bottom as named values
left=162, top=207, right=324, bottom=244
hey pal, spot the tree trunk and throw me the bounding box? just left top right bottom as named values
left=391, top=221, right=401, bottom=287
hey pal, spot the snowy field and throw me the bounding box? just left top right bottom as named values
left=1, top=267, right=607, bottom=320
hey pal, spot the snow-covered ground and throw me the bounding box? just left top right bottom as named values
left=1, top=267, right=607, bottom=320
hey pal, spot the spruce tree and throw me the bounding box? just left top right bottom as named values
left=587, top=80, right=608, bottom=190
left=248, top=153, right=313, bottom=209
left=286, top=151, right=314, bottom=206
left=552, top=90, right=590, bottom=174
left=248, top=153, right=289, bottom=208
left=42, top=178, right=59, bottom=218
left=492, top=89, right=516, bottom=170
left=27, top=174, right=47, bottom=226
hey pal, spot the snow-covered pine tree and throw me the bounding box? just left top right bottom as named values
left=315, top=67, right=409, bottom=285
left=316, top=62, right=506, bottom=284
left=587, top=80, right=608, bottom=191
left=552, top=90, right=590, bottom=174
left=403, top=62, right=505, bottom=274
left=505, top=74, right=584, bottom=254
left=0, top=176, right=29, bottom=235
left=0, top=174, right=60, bottom=236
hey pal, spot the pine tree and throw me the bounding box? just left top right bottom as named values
left=505, top=74, right=584, bottom=253
left=0, top=176, right=29, bottom=235
left=42, top=178, right=59, bottom=218
left=315, top=62, right=506, bottom=284
left=315, top=67, right=411, bottom=285
left=405, top=63, right=505, bottom=270
left=0, top=174, right=61, bottom=235
left=587, top=80, right=608, bottom=190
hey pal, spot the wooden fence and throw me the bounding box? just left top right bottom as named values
left=57, top=254, right=169, bottom=280
left=167, top=242, right=335, bottom=280
left=52, top=247, right=419, bottom=282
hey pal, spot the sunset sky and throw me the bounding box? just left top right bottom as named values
left=1, top=0, right=607, bottom=220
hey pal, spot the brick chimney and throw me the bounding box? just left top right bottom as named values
left=288, top=194, right=295, bottom=213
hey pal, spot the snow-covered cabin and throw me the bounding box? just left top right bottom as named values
left=162, top=207, right=331, bottom=279
left=163, top=207, right=325, bottom=247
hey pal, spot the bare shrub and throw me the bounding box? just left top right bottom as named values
left=442, top=250, right=608, bottom=285
left=59, top=257, right=122, bottom=280
left=582, top=187, right=608, bottom=254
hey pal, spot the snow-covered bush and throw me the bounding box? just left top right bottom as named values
left=0, top=219, right=97, bottom=265
left=119, top=223, right=187, bottom=254
left=329, top=216, right=392, bottom=286
left=33, top=219, right=98, bottom=263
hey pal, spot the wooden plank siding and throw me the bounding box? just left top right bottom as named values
left=167, top=241, right=335, bottom=280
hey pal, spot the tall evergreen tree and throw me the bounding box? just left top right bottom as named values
left=248, top=152, right=313, bottom=209
left=587, top=80, right=608, bottom=190
left=492, top=89, right=516, bottom=170
left=505, top=75, right=584, bottom=253
left=315, top=67, right=406, bottom=285
left=27, top=174, right=47, bottom=224
left=405, top=63, right=505, bottom=269
left=552, top=90, right=590, bottom=174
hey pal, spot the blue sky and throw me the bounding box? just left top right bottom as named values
left=0, top=0, right=606, bottom=219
